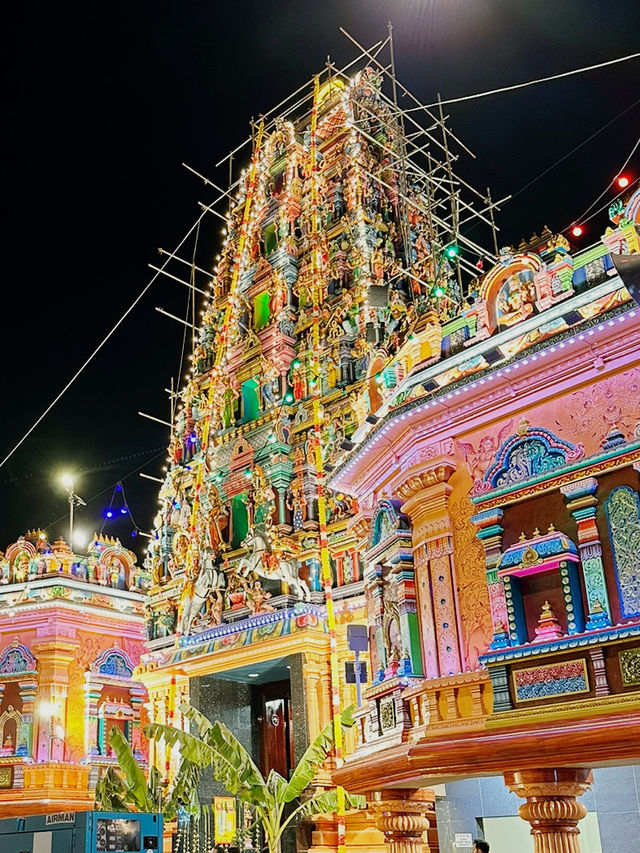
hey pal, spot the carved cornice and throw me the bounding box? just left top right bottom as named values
left=398, top=464, right=455, bottom=501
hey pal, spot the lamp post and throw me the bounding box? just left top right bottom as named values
left=61, top=474, right=86, bottom=550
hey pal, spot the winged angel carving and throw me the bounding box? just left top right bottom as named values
left=457, top=419, right=514, bottom=487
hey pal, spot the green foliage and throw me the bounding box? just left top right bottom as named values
left=108, top=727, right=155, bottom=812
left=100, top=702, right=364, bottom=853
left=145, top=702, right=364, bottom=853
left=93, top=726, right=201, bottom=819
left=94, top=765, right=129, bottom=812
left=284, top=706, right=356, bottom=801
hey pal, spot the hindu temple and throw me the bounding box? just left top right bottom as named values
left=1, top=47, right=639, bottom=853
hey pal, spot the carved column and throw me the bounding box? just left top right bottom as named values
left=561, top=478, right=611, bottom=628
left=364, top=562, right=385, bottom=680
left=84, top=675, right=102, bottom=756
left=32, top=637, right=77, bottom=762
left=400, top=460, right=461, bottom=678
left=17, top=679, right=37, bottom=756
left=471, top=508, right=509, bottom=647
left=505, top=768, right=592, bottom=853
left=129, top=683, right=147, bottom=758
left=369, top=788, right=437, bottom=853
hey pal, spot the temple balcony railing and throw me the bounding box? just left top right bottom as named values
left=0, top=757, right=91, bottom=793
left=23, top=761, right=90, bottom=791
left=403, top=670, right=492, bottom=740
left=350, top=670, right=493, bottom=757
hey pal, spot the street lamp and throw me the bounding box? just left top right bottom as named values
left=61, top=474, right=87, bottom=550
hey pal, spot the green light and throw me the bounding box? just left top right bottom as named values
left=291, top=359, right=301, bottom=369
left=284, top=393, right=294, bottom=404
left=433, top=285, right=446, bottom=298
left=446, top=245, right=459, bottom=259
left=375, top=373, right=384, bottom=385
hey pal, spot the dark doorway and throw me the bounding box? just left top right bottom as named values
left=257, top=679, right=294, bottom=780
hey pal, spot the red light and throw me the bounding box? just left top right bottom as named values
left=571, top=225, right=583, bottom=238
left=616, top=175, right=630, bottom=189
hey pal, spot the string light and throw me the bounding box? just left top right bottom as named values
left=616, top=174, right=630, bottom=189
left=571, top=225, right=584, bottom=238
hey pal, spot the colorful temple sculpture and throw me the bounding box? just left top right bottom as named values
left=0, top=531, right=149, bottom=817
left=138, top=48, right=640, bottom=853
left=2, top=48, right=638, bottom=853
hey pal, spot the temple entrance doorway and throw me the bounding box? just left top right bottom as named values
left=257, top=679, right=294, bottom=780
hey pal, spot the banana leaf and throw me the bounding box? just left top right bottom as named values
left=94, top=765, right=129, bottom=812
left=164, top=757, right=203, bottom=820
left=108, top=726, right=153, bottom=812
left=145, top=722, right=217, bottom=768
left=207, top=720, right=270, bottom=804
left=266, top=769, right=288, bottom=802
left=178, top=703, right=213, bottom=738
left=283, top=706, right=357, bottom=801
left=285, top=789, right=366, bottom=828
left=180, top=706, right=268, bottom=804
left=146, top=719, right=269, bottom=805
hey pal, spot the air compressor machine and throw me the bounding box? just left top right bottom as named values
left=0, top=810, right=162, bottom=853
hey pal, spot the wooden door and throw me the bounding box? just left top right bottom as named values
left=258, top=680, right=293, bottom=779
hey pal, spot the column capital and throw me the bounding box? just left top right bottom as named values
left=398, top=463, right=455, bottom=503
left=505, top=768, right=593, bottom=853
left=367, top=788, right=435, bottom=852
left=560, top=477, right=599, bottom=500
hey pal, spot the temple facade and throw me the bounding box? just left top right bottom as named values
left=137, top=56, right=640, bottom=853
left=2, top=58, right=637, bottom=853
left=0, top=532, right=149, bottom=816
left=330, top=193, right=640, bottom=852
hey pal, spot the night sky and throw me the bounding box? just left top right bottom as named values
left=1, top=0, right=638, bottom=555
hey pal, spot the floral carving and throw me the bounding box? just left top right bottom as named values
left=449, top=489, right=493, bottom=670
left=555, top=367, right=640, bottom=449
left=605, top=486, right=640, bottom=618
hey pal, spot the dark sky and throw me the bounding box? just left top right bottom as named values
left=1, top=0, right=638, bottom=555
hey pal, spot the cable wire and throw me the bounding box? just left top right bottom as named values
left=569, top=136, right=640, bottom=227
left=0, top=212, right=208, bottom=470
left=511, top=98, right=640, bottom=200
left=422, top=52, right=640, bottom=109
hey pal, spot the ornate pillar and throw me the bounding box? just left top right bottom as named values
left=399, top=459, right=462, bottom=678
left=561, top=478, right=611, bottom=628
left=505, top=768, right=592, bottom=853
left=84, top=676, right=102, bottom=756
left=129, top=683, right=146, bottom=758
left=302, top=651, right=328, bottom=743
left=32, top=638, right=77, bottom=762
left=364, top=562, right=385, bottom=681
left=17, top=680, right=37, bottom=756
left=369, top=788, right=437, bottom=853
left=471, top=508, right=509, bottom=647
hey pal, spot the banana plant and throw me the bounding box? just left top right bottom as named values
left=147, top=702, right=365, bottom=853
left=94, top=726, right=202, bottom=820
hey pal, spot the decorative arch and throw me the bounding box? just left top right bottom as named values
left=478, top=420, right=585, bottom=492
left=0, top=705, right=20, bottom=753
left=605, top=485, right=640, bottom=619
left=0, top=641, right=37, bottom=676
left=91, top=648, right=134, bottom=679
left=370, top=499, right=410, bottom=549
left=5, top=539, right=36, bottom=564
left=479, top=252, right=543, bottom=333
